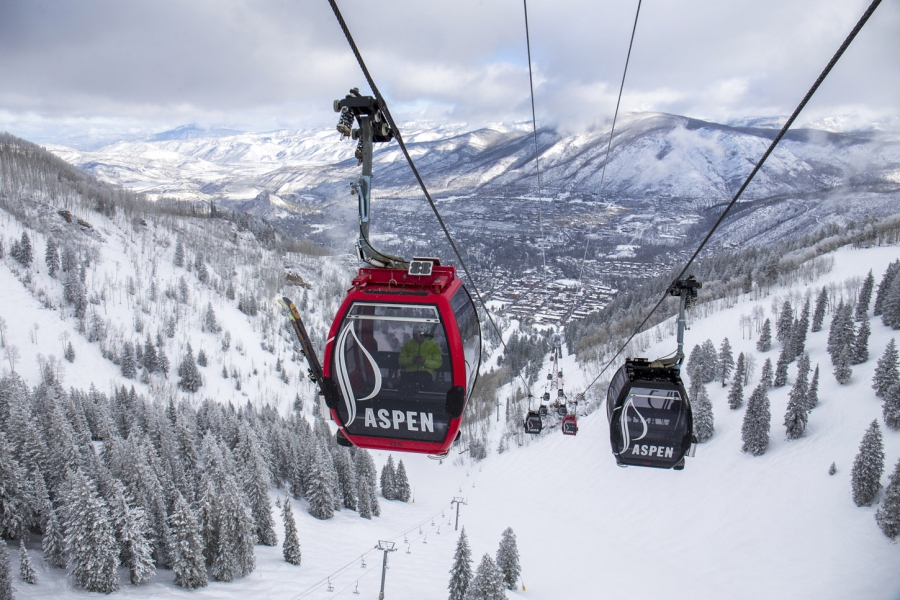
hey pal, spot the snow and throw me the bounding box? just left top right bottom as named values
left=4, top=208, right=900, bottom=599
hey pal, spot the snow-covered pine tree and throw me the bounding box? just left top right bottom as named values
left=0, top=539, right=11, bottom=600
left=773, top=345, right=790, bottom=387
left=834, top=346, right=853, bottom=385
left=12, top=231, right=33, bottom=268
left=357, top=475, right=373, bottom=520
left=806, top=365, right=820, bottom=410
left=883, top=275, right=900, bottom=330
left=790, top=299, right=810, bottom=360
left=718, top=338, right=734, bottom=387
left=168, top=491, right=207, bottom=590
left=464, top=553, right=506, bottom=600
left=776, top=300, right=794, bottom=344
left=495, top=527, right=521, bottom=591
left=203, top=302, right=220, bottom=333
left=811, top=287, right=828, bottom=332
left=109, top=482, right=155, bottom=585
left=875, top=457, right=900, bottom=539
left=873, top=339, right=900, bottom=397
left=64, top=341, right=76, bottom=363
left=381, top=455, right=397, bottom=500
left=235, top=425, right=277, bottom=546
left=827, top=302, right=856, bottom=365
left=19, top=539, right=35, bottom=584
left=174, top=238, right=185, bottom=267
left=685, top=344, right=704, bottom=384
left=62, top=467, right=120, bottom=593
left=742, top=384, right=771, bottom=456
left=178, top=343, right=203, bottom=392
left=733, top=353, right=746, bottom=385
left=883, top=383, right=900, bottom=431
left=359, top=450, right=380, bottom=516
left=333, top=446, right=358, bottom=510
left=394, top=460, right=411, bottom=502
left=856, top=269, right=875, bottom=321
left=757, top=319, right=772, bottom=352
left=307, top=444, right=336, bottom=520
left=42, top=506, right=66, bottom=568
left=692, top=383, right=714, bottom=442
left=281, top=496, right=301, bottom=565
left=448, top=527, right=474, bottom=600
left=701, top=339, right=718, bottom=383
left=45, top=237, right=59, bottom=278
left=121, top=341, right=137, bottom=379
left=143, top=335, right=158, bottom=373
left=727, top=377, right=744, bottom=409
left=874, top=260, right=900, bottom=316
left=853, top=319, right=870, bottom=365
left=784, top=355, right=810, bottom=440
left=851, top=420, right=885, bottom=507
left=0, top=431, right=31, bottom=540
left=760, top=358, right=774, bottom=388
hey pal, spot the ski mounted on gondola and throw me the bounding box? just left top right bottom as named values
left=277, top=296, right=342, bottom=415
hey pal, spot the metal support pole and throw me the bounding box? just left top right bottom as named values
left=675, top=291, right=687, bottom=368
left=376, top=541, right=396, bottom=600
left=451, top=497, right=467, bottom=531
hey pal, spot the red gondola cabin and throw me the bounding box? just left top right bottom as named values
left=322, top=262, right=481, bottom=455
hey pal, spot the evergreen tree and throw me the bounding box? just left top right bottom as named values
left=121, top=341, right=137, bottom=379
left=741, top=384, right=771, bottom=456
left=307, top=445, right=336, bottom=520
left=281, top=496, right=302, bottom=565
left=395, top=460, right=411, bottom=502
left=872, top=339, right=900, bottom=397
left=827, top=302, right=856, bottom=365
left=834, top=346, right=853, bottom=385
left=64, top=341, right=76, bottom=363
left=874, top=260, right=900, bottom=316
left=448, top=527, right=474, bottom=600
left=109, top=483, right=154, bottom=585
left=851, top=420, right=885, bottom=507
left=852, top=319, right=870, bottom=365
left=773, top=344, right=790, bottom=387
left=45, top=237, right=59, bottom=278
left=760, top=358, right=774, bottom=388
left=727, top=377, right=744, bottom=409
left=685, top=344, right=704, bottom=383
left=168, top=492, right=207, bottom=590
left=381, top=455, right=397, bottom=500
left=195, top=254, right=209, bottom=284
left=806, top=365, right=820, bottom=410
left=790, top=299, right=810, bottom=360
left=692, top=383, right=714, bottom=442
left=235, top=425, right=277, bottom=546
left=0, top=431, right=30, bottom=540
left=883, top=383, right=900, bottom=431
left=203, top=302, right=220, bottom=333
left=784, top=355, right=810, bottom=440
left=875, top=457, right=900, bottom=539
left=856, top=269, right=875, bottom=321
left=356, top=476, right=372, bottom=520
left=883, top=276, right=900, bottom=330
left=700, top=339, right=718, bottom=383
left=19, top=539, right=35, bottom=584
left=174, top=238, right=185, bottom=268
left=143, top=335, right=157, bottom=373
left=464, top=553, right=506, bottom=600
left=756, top=319, right=772, bottom=352
left=333, top=447, right=358, bottom=510
left=718, top=338, right=735, bottom=387
left=178, top=343, right=203, bottom=393
left=62, top=467, right=119, bottom=593
left=495, top=527, right=521, bottom=591
left=197, top=348, right=208, bottom=367
left=64, top=267, right=87, bottom=318
left=42, top=506, right=66, bottom=568
left=776, top=300, right=793, bottom=344
left=0, top=539, right=11, bottom=600
left=811, top=287, right=828, bottom=332
left=12, top=231, right=33, bottom=268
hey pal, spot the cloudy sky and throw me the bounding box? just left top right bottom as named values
left=1, top=0, right=896, bottom=145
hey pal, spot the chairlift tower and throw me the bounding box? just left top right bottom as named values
left=451, top=497, right=467, bottom=531
left=376, top=540, right=397, bottom=600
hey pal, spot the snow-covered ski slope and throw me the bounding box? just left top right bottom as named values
left=4, top=208, right=900, bottom=598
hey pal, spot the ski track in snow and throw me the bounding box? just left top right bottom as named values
left=5, top=241, right=900, bottom=599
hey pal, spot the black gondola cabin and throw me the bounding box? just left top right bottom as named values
left=607, top=358, right=693, bottom=469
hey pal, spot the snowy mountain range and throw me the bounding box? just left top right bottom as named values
left=47, top=113, right=900, bottom=261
